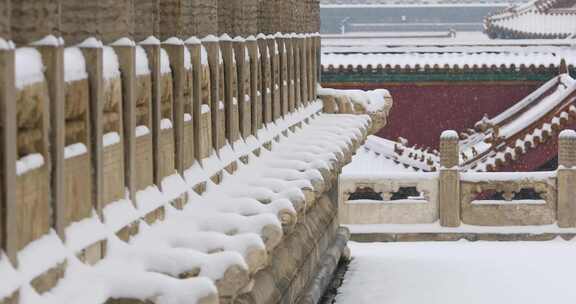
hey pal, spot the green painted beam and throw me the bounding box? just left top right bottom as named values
left=320, top=70, right=576, bottom=84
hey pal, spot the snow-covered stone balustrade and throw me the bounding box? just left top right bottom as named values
left=317, top=87, right=393, bottom=134
left=0, top=28, right=380, bottom=304
left=339, top=130, right=576, bottom=228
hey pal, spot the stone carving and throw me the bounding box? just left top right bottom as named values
left=339, top=175, right=439, bottom=224
left=461, top=177, right=557, bottom=226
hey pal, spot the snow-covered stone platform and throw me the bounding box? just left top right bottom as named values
left=336, top=240, right=576, bottom=304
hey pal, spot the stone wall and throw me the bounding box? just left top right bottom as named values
left=4, top=0, right=316, bottom=46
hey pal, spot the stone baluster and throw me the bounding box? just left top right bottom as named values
left=232, top=38, right=251, bottom=138
left=202, top=37, right=225, bottom=150
left=558, top=130, right=576, bottom=227
left=245, top=37, right=261, bottom=134
left=36, top=41, right=66, bottom=239
left=185, top=38, right=204, bottom=163
left=0, top=41, right=17, bottom=267
left=439, top=130, right=461, bottom=227
left=111, top=42, right=137, bottom=203
left=257, top=35, right=272, bottom=124
left=163, top=38, right=186, bottom=175
left=285, top=35, right=296, bottom=112
left=293, top=34, right=302, bottom=107
left=140, top=39, right=163, bottom=186
left=80, top=44, right=104, bottom=217
left=276, top=34, right=289, bottom=117
left=219, top=35, right=240, bottom=145
left=266, top=35, right=281, bottom=120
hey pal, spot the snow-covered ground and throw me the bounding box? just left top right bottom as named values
left=336, top=241, right=576, bottom=304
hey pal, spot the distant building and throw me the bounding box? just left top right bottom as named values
left=484, top=0, right=576, bottom=39
left=320, top=0, right=529, bottom=34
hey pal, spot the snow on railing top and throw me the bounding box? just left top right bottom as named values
left=318, top=87, right=392, bottom=113
left=559, top=129, right=576, bottom=139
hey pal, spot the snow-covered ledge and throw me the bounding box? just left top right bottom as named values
left=318, top=86, right=393, bottom=134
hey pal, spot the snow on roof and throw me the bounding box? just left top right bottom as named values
left=322, top=49, right=576, bottom=71
left=342, top=135, right=439, bottom=176
left=348, top=73, right=576, bottom=173
left=490, top=12, right=576, bottom=37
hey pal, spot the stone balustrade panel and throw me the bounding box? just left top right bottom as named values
left=460, top=173, right=557, bottom=226
left=339, top=173, right=439, bottom=224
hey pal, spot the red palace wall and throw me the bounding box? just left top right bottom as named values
left=325, top=81, right=543, bottom=149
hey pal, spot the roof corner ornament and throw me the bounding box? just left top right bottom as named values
left=559, top=58, right=568, bottom=76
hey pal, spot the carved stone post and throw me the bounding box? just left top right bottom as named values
left=36, top=42, right=66, bottom=240
left=163, top=39, right=186, bottom=174
left=80, top=45, right=104, bottom=217
left=202, top=37, right=225, bottom=150
left=219, top=35, right=240, bottom=145
left=257, top=35, right=272, bottom=124
left=313, top=34, right=321, bottom=98
left=111, top=43, right=136, bottom=203
left=0, top=46, right=17, bottom=266
left=293, top=34, right=302, bottom=107
left=277, top=34, right=289, bottom=117
left=306, top=34, right=314, bottom=102
left=245, top=37, right=261, bottom=134
left=439, top=130, right=460, bottom=227
left=232, top=38, right=251, bottom=138
left=185, top=38, right=203, bottom=163
left=300, top=34, right=309, bottom=104
left=285, top=35, right=295, bottom=112
left=558, top=130, right=576, bottom=227
left=266, top=35, right=280, bottom=120
left=140, top=39, right=163, bottom=186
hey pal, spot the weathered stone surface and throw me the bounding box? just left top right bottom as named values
left=339, top=176, right=438, bottom=225
left=218, top=0, right=258, bottom=36
left=0, top=0, right=10, bottom=40
left=134, top=0, right=160, bottom=41
left=61, top=0, right=134, bottom=44
left=460, top=178, right=557, bottom=226
left=189, top=0, right=218, bottom=37
left=11, top=0, right=60, bottom=44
